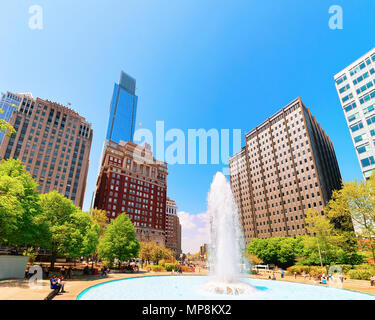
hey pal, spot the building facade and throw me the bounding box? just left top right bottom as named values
left=334, top=48, right=375, bottom=179
left=0, top=96, right=93, bottom=208
left=165, top=197, right=182, bottom=257
left=229, top=97, right=342, bottom=242
left=0, top=92, right=23, bottom=143
left=93, top=140, right=168, bottom=246
left=106, top=71, right=138, bottom=143
left=200, top=243, right=208, bottom=258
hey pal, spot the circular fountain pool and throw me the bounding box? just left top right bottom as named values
left=77, top=275, right=375, bottom=300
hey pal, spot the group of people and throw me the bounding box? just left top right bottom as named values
left=59, top=266, right=73, bottom=279
left=101, top=266, right=111, bottom=277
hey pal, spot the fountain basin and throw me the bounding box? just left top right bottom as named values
left=77, top=275, right=375, bottom=300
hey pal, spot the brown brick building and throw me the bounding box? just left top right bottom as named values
left=165, top=197, right=182, bottom=257
left=93, top=140, right=168, bottom=245
left=0, top=96, right=92, bottom=208
left=229, top=97, right=342, bottom=242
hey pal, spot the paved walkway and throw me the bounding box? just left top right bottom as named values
left=1, top=269, right=374, bottom=300
left=250, top=273, right=375, bottom=295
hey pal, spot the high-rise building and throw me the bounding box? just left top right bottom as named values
left=165, top=197, right=182, bottom=257
left=106, top=71, right=138, bottom=143
left=93, top=140, right=168, bottom=245
left=0, top=92, right=23, bottom=143
left=0, top=96, right=93, bottom=208
left=229, top=97, right=342, bottom=242
left=334, top=48, right=375, bottom=179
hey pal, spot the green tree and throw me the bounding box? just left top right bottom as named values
left=98, top=213, right=140, bottom=266
left=90, top=208, right=107, bottom=237
left=0, top=159, right=41, bottom=246
left=37, top=191, right=98, bottom=267
left=139, top=241, right=155, bottom=263
left=246, top=237, right=303, bottom=268
left=327, top=175, right=375, bottom=262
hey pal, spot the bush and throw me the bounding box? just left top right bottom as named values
left=181, top=266, right=193, bottom=272
left=348, top=269, right=373, bottom=280
left=158, top=260, right=166, bottom=267
left=150, top=265, right=164, bottom=272
left=286, top=265, right=311, bottom=275
left=144, top=265, right=165, bottom=272
left=164, top=263, right=179, bottom=272
left=331, top=264, right=353, bottom=274
left=286, top=265, right=326, bottom=276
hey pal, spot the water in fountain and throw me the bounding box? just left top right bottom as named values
left=200, top=172, right=258, bottom=296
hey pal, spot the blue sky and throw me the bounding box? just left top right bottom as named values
left=1, top=0, right=375, bottom=252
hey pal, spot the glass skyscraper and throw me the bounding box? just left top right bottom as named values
left=106, top=71, right=138, bottom=143
left=0, top=92, right=22, bottom=144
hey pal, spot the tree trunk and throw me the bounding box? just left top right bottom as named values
left=50, top=252, right=57, bottom=269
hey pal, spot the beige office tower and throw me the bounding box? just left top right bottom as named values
left=165, top=197, right=182, bottom=257
left=229, top=97, right=342, bottom=243
left=0, top=96, right=93, bottom=208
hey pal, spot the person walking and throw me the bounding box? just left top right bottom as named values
left=67, top=267, right=73, bottom=279
left=60, top=266, right=66, bottom=277
left=370, top=275, right=375, bottom=287
left=280, top=270, right=284, bottom=279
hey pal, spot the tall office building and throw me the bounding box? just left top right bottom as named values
left=334, top=48, right=375, bottom=179
left=106, top=71, right=138, bottom=143
left=0, top=92, right=23, bottom=143
left=229, top=97, right=342, bottom=242
left=94, top=140, right=168, bottom=245
left=165, top=197, right=182, bottom=257
left=0, top=96, right=93, bottom=208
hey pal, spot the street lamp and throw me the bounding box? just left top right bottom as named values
left=322, top=250, right=328, bottom=272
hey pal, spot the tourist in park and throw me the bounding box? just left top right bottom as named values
left=43, top=266, right=49, bottom=279
left=101, top=266, right=108, bottom=277
left=60, top=266, right=66, bottom=277
left=280, top=270, right=284, bottom=279
left=67, top=267, right=73, bottom=279
left=293, top=271, right=297, bottom=279
left=83, top=265, right=90, bottom=275
left=57, top=276, right=66, bottom=293
left=50, top=276, right=64, bottom=294
left=271, top=273, right=276, bottom=280
left=371, top=275, right=375, bottom=287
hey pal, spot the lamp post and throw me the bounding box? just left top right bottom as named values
left=322, top=250, right=327, bottom=272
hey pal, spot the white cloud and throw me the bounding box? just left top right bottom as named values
left=178, top=211, right=209, bottom=254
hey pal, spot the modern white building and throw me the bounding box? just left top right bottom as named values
left=334, top=48, right=375, bottom=179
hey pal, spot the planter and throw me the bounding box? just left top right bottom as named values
left=0, top=255, right=29, bottom=280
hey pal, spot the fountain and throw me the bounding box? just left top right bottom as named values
left=200, top=172, right=258, bottom=296
left=76, top=172, right=375, bottom=300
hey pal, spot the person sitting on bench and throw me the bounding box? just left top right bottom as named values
left=50, top=276, right=61, bottom=292
left=57, top=276, right=66, bottom=293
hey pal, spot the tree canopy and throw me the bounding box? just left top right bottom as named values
left=0, top=159, right=41, bottom=246
left=98, top=213, right=140, bottom=265
left=37, top=191, right=100, bottom=267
